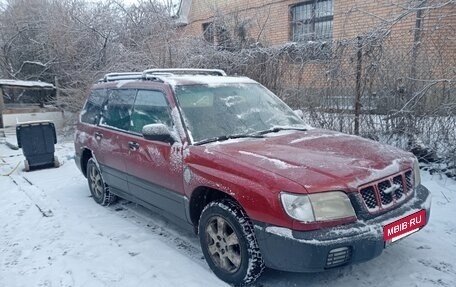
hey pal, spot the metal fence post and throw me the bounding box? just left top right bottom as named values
left=354, top=36, right=363, bottom=135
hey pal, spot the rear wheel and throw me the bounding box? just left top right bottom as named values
left=199, top=200, right=264, bottom=285
left=86, top=158, right=116, bottom=206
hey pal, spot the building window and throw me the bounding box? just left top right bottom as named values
left=202, top=22, right=214, bottom=43
left=202, top=22, right=233, bottom=50
left=291, top=0, right=333, bottom=42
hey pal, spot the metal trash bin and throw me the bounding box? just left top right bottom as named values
left=16, top=121, right=60, bottom=171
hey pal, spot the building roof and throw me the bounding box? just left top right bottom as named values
left=0, top=79, right=55, bottom=89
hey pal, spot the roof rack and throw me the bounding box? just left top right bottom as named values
left=98, top=68, right=227, bottom=84
left=99, top=72, right=143, bottom=82
left=142, top=68, right=227, bottom=77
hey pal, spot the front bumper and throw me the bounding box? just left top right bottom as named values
left=253, top=184, right=431, bottom=272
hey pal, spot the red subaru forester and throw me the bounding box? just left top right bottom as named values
left=74, top=69, right=431, bottom=285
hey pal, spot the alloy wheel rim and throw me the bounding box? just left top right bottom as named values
left=205, top=216, right=242, bottom=273
left=89, top=166, right=103, bottom=198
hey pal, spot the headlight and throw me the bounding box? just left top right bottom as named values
left=280, top=191, right=356, bottom=222
left=413, top=158, right=421, bottom=188
left=280, top=193, right=314, bottom=222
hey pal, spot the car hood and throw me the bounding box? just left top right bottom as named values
left=204, top=129, right=415, bottom=193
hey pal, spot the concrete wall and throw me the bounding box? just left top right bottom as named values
left=2, top=111, right=65, bottom=130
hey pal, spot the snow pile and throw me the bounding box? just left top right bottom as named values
left=0, top=79, right=55, bottom=88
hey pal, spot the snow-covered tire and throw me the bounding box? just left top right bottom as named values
left=86, top=158, right=117, bottom=206
left=199, top=200, right=264, bottom=286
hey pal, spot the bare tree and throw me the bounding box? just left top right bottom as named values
left=0, top=0, right=453, bottom=176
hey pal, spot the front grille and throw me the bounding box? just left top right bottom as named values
left=392, top=175, right=405, bottom=200
left=326, top=247, right=351, bottom=268
left=378, top=180, right=393, bottom=206
left=359, top=170, right=414, bottom=213
left=405, top=171, right=414, bottom=191
left=360, top=186, right=377, bottom=209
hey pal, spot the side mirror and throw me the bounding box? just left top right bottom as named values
left=142, top=124, right=175, bottom=144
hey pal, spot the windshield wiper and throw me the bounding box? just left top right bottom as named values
left=195, top=127, right=307, bottom=145
left=195, top=133, right=264, bottom=145
left=253, top=126, right=308, bottom=136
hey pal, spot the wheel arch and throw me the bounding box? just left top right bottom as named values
left=80, top=148, right=93, bottom=178
left=188, top=186, right=241, bottom=229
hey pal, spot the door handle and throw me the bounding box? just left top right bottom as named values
left=128, top=141, right=140, bottom=151
left=94, top=132, right=103, bottom=140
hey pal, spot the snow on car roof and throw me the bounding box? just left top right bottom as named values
left=163, top=75, right=258, bottom=87
left=93, top=74, right=258, bottom=89
left=0, top=79, right=55, bottom=88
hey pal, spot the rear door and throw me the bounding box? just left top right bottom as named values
left=75, top=89, right=107, bottom=170
left=94, top=88, right=137, bottom=193
left=125, top=89, right=186, bottom=220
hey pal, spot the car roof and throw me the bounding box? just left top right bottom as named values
left=92, top=69, right=258, bottom=89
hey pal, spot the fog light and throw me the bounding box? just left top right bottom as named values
left=326, top=247, right=351, bottom=268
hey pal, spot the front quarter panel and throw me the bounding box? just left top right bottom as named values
left=184, top=145, right=307, bottom=228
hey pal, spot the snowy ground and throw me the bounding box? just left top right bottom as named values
left=1, top=134, right=456, bottom=287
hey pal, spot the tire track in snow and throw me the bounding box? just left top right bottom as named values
left=15, top=164, right=207, bottom=269
left=106, top=201, right=206, bottom=265
left=6, top=172, right=203, bottom=286
left=9, top=173, right=54, bottom=217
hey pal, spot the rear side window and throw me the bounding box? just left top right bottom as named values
left=130, top=90, right=172, bottom=134
left=100, top=89, right=136, bottom=131
left=81, top=89, right=107, bottom=125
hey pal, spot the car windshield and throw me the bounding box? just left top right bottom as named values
left=174, top=83, right=308, bottom=143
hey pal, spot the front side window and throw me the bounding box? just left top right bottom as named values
left=291, top=0, right=333, bottom=42
left=81, top=89, right=107, bottom=125
left=130, top=90, right=172, bottom=134
left=101, top=89, right=136, bottom=131
left=175, top=83, right=306, bottom=143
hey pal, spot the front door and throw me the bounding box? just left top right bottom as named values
left=125, top=89, right=186, bottom=220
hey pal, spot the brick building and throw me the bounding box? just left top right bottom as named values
left=177, top=0, right=453, bottom=46
left=175, top=0, right=454, bottom=115
left=176, top=0, right=454, bottom=68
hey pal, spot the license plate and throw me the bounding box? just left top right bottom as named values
left=383, top=210, right=426, bottom=243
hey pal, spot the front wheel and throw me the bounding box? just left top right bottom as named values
left=86, top=158, right=116, bottom=206
left=199, top=200, right=264, bottom=285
